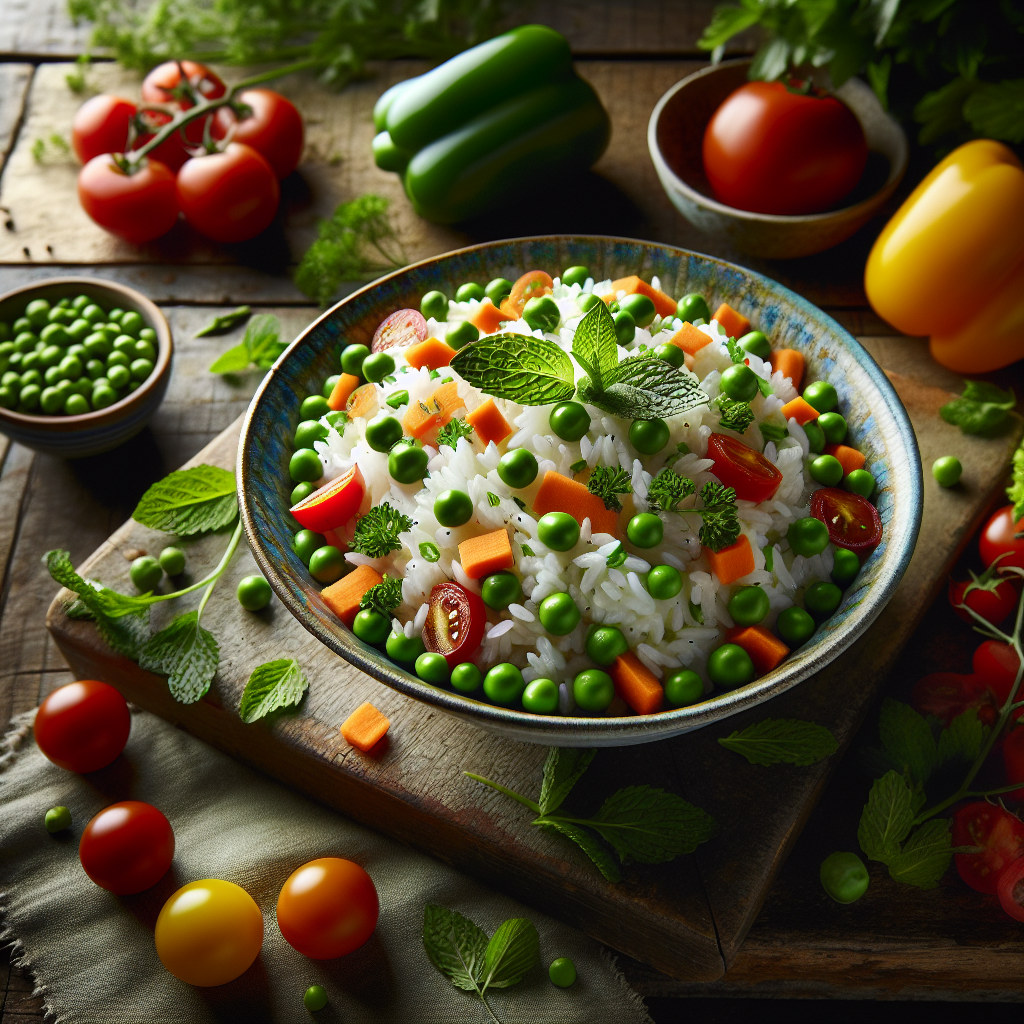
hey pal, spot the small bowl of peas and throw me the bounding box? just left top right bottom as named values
left=0, top=276, right=172, bottom=458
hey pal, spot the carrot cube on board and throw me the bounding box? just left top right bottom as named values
left=321, top=564, right=382, bottom=627
left=713, top=303, right=751, bottom=339
left=327, top=372, right=360, bottom=412
left=825, top=443, right=866, bottom=476
left=729, top=626, right=790, bottom=675
left=341, top=702, right=390, bottom=752
left=781, top=396, right=820, bottom=425
left=466, top=398, right=511, bottom=446
left=610, top=651, right=664, bottom=715
left=469, top=299, right=511, bottom=335
left=533, top=471, right=619, bottom=536
left=705, top=533, right=755, bottom=585
left=402, top=380, right=464, bottom=439
left=603, top=276, right=678, bottom=318
left=405, top=336, right=457, bottom=370
left=669, top=321, right=713, bottom=355
left=459, top=529, right=514, bottom=579
left=771, top=348, right=805, bottom=390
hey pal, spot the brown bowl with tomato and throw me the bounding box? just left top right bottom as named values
left=648, top=60, right=908, bottom=259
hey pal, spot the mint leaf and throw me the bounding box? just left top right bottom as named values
left=858, top=770, right=914, bottom=864
left=243, top=314, right=286, bottom=370
left=536, top=820, right=621, bottom=882
left=718, top=718, right=839, bottom=766
left=887, top=818, right=954, bottom=889
left=450, top=333, right=576, bottom=406
left=238, top=659, right=308, bottom=723
left=422, top=905, right=487, bottom=992
left=936, top=707, right=986, bottom=768
left=571, top=299, right=618, bottom=389
left=139, top=610, right=219, bottom=703
left=133, top=465, right=238, bottom=536
left=940, top=381, right=1016, bottom=437
left=481, top=918, right=539, bottom=991
left=878, top=698, right=937, bottom=785
left=196, top=305, right=251, bottom=337
left=538, top=747, right=595, bottom=815
left=580, top=352, right=707, bottom=419
left=208, top=342, right=251, bottom=373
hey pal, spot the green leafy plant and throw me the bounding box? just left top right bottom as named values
left=349, top=503, right=414, bottom=558
left=208, top=314, right=287, bottom=374
left=238, top=659, right=308, bottom=722
left=697, top=482, right=741, bottom=552
left=359, top=574, right=403, bottom=615
left=65, top=54, right=92, bottom=92
left=646, top=467, right=696, bottom=515
left=719, top=718, right=839, bottom=766
left=1009, top=436, right=1024, bottom=522
left=940, top=380, right=1017, bottom=437
left=196, top=305, right=251, bottom=338
left=436, top=417, right=474, bottom=450
left=466, top=748, right=716, bottom=883
left=587, top=465, right=632, bottom=512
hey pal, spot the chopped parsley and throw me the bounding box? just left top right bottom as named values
left=716, top=397, right=755, bottom=433
left=570, top=458, right=588, bottom=474
left=350, top=503, right=414, bottom=558
left=587, top=465, right=633, bottom=512
left=698, top=482, right=740, bottom=552
left=359, top=574, right=403, bottom=615
left=646, top=467, right=696, bottom=514
left=436, top=417, right=474, bottom=449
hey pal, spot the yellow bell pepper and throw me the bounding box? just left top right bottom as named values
left=864, top=139, right=1024, bottom=372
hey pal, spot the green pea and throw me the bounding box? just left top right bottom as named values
left=585, top=625, right=628, bottom=666
left=365, top=413, right=403, bottom=453
left=455, top=282, right=485, bottom=302
left=720, top=363, right=759, bottom=402
left=40, top=386, right=63, bottom=414
left=523, top=295, right=561, bottom=334
left=70, top=377, right=92, bottom=397
left=130, top=555, right=163, bottom=592
left=578, top=292, right=603, bottom=314
left=13, top=317, right=32, bottom=333
left=654, top=342, right=685, bottom=368
left=25, top=298, right=51, bottom=328
left=237, top=575, right=272, bottom=611
left=290, top=481, right=316, bottom=505
left=112, top=335, right=136, bottom=354
left=130, top=357, right=153, bottom=381
left=67, top=319, right=91, bottom=343
left=483, top=662, right=525, bottom=705
left=803, top=419, right=825, bottom=454
left=434, top=489, right=473, bottom=527
left=294, top=420, right=328, bottom=449
left=309, top=545, right=346, bottom=584
left=831, top=547, right=861, bottom=588
left=416, top=652, right=450, bottom=685
left=676, top=294, right=711, bottom=323
left=86, top=359, right=105, bottom=380
left=647, top=565, right=683, bottom=600
left=44, top=806, right=73, bottom=833
left=303, top=985, right=329, bottom=1012
left=485, top=278, right=513, bottom=303
left=353, top=608, right=390, bottom=643
left=84, top=334, right=111, bottom=358
left=628, top=417, right=670, bottom=454
left=844, top=469, right=875, bottom=498
left=561, top=266, right=590, bottom=288
left=619, top=293, right=657, bottom=329
left=787, top=516, right=829, bottom=557
left=538, top=592, right=581, bottom=636
left=520, top=677, right=559, bottom=714
left=446, top=320, right=479, bottom=350
left=1, top=369, right=17, bottom=386
left=612, top=308, right=636, bottom=344
left=361, top=352, right=393, bottom=385
left=386, top=441, right=427, bottom=485
left=664, top=669, right=704, bottom=708
left=56, top=354, right=83, bottom=381
left=340, top=343, right=370, bottom=377
left=0, top=385, right=15, bottom=410
left=107, top=364, right=130, bottom=389
left=818, top=411, right=847, bottom=444
left=481, top=571, right=521, bottom=610
left=777, top=606, right=815, bottom=646
left=420, top=290, right=448, bottom=320
left=537, top=511, right=580, bottom=552
left=549, top=401, right=590, bottom=442
left=707, top=643, right=755, bottom=689
left=932, top=455, right=962, bottom=488
left=451, top=662, right=483, bottom=693
left=497, top=448, right=538, bottom=488
left=21, top=367, right=42, bottom=386
left=290, top=448, right=322, bottom=483
left=120, top=311, right=144, bottom=336
left=728, top=585, right=770, bottom=626
left=292, top=530, right=324, bottom=565
left=70, top=294, right=90, bottom=311
left=21, top=351, right=41, bottom=371
left=139, top=327, right=157, bottom=343
left=40, top=323, right=69, bottom=347
left=804, top=581, right=842, bottom=619
left=820, top=851, right=869, bottom=904
left=300, top=395, right=331, bottom=420
left=627, top=513, right=663, bottom=549
left=386, top=631, right=425, bottom=664
left=573, top=669, right=614, bottom=711
left=738, top=330, right=771, bottom=360
left=385, top=389, right=409, bottom=410
left=91, top=385, right=117, bottom=410
left=107, top=307, right=125, bottom=323
left=159, top=546, right=186, bottom=576
left=803, top=380, right=838, bottom=413
left=808, top=454, right=843, bottom=487
left=65, top=393, right=90, bottom=415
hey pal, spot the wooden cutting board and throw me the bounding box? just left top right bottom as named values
left=47, top=366, right=1020, bottom=982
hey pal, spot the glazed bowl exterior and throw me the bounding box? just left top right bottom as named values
left=238, top=236, right=922, bottom=746
left=0, top=276, right=172, bottom=458
left=648, top=61, right=909, bottom=258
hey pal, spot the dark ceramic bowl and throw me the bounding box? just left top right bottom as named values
left=239, top=236, right=922, bottom=746
left=0, top=277, right=172, bottom=458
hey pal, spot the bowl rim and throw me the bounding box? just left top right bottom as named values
left=238, top=234, right=922, bottom=743
left=647, top=58, right=910, bottom=225
left=0, top=275, right=173, bottom=430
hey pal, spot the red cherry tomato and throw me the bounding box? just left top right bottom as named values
left=809, top=487, right=882, bottom=554
left=133, top=108, right=191, bottom=172
left=1004, top=727, right=1024, bottom=802
left=372, top=309, right=427, bottom=353
left=276, top=857, right=379, bottom=959
left=996, top=856, right=1024, bottom=922
left=702, top=81, right=867, bottom=215
left=71, top=95, right=135, bottom=164
left=951, top=801, right=1024, bottom=894
left=290, top=466, right=364, bottom=534
left=213, top=89, right=304, bottom=179
left=176, top=142, right=279, bottom=243
left=972, top=641, right=1021, bottom=706
left=949, top=576, right=1018, bottom=627
left=141, top=60, right=227, bottom=148
left=79, top=800, right=175, bottom=894
left=34, top=679, right=130, bottom=772
left=910, top=672, right=1000, bottom=727
left=78, top=154, right=180, bottom=244
left=422, top=582, right=485, bottom=667
left=706, top=433, right=783, bottom=503
left=979, top=504, right=1024, bottom=571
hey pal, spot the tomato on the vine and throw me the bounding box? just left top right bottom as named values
left=949, top=575, right=1018, bottom=627
left=996, top=856, right=1024, bottom=922
left=980, top=505, right=1024, bottom=571
left=141, top=60, right=227, bottom=107
left=71, top=95, right=136, bottom=164
left=1004, top=727, right=1024, bottom=802
left=972, top=640, right=1021, bottom=706
left=79, top=800, right=175, bottom=894
left=422, top=582, right=485, bottom=667
left=951, top=802, right=1024, bottom=894
left=78, top=154, right=179, bottom=243
left=34, top=679, right=131, bottom=772
left=910, top=672, right=1000, bottom=727
left=214, top=89, right=304, bottom=179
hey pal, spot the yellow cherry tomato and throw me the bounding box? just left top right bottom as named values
left=155, top=879, right=263, bottom=987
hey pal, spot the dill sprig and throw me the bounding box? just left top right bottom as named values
left=349, top=503, right=414, bottom=558
left=698, top=482, right=740, bottom=552
left=646, top=468, right=696, bottom=514
left=436, top=418, right=474, bottom=450
left=716, top=397, right=755, bottom=433
left=359, top=574, right=404, bottom=615
left=587, top=466, right=632, bottom=512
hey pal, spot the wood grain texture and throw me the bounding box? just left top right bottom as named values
left=0, top=64, right=31, bottom=175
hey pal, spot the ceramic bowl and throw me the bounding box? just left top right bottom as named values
left=648, top=61, right=909, bottom=259
left=0, top=277, right=172, bottom=458
left=239, top=236, right=922, bottom=746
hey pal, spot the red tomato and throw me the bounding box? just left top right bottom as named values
left=141, top=60, right=227, bottom=107
left=290, top=466, right=364, bottom=533
left=809, top=487, right=882, bottom=554
left=276, top=857, right=378, bottom=959
left=34, top=679, right=130, bottom=772
left=78, top=154, right=179, bottom=244
left=707, top=433, right=783, bottom=502
left=980, top=505, right=1024, bottom=571
left=949, top=576, right=1018, bottom=627
left=79, top=800, right=175, bottom=894
left=214, top=89, right=304, bottom=179
left=422, top=582, right=485, bottom=667
left=702, top=81, right=867, bottom=215
left=951, top=801, right=1024, bottom=894
left=972, top=641, right=1021, bottom=706
left=502, top=270, right=553, bottom=319
left=1004, top=727, right=1024, bottom=802
left=71, top=95, right=135, bottom=164
left=133, top=108, right=191, bottom=172
left=996, top=856, right=1024, bottom=922
left=372, top=309, right=427, bottom=353
left=910, top=672, right=1000, bottom=727
left=176, top=143, right=279, bottom=243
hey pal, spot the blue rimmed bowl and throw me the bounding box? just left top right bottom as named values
left=238, top=236, right=922, bottom=747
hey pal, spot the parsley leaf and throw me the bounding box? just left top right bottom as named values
left=238, top=658, right=308, bottom=723
left=350, top=503, right=414, bottom=558
left=436, top=417, right=474, bottom=450
left=359, top=574, right=403, bottom=615
left=139, top=610, right=219, bottom=704
left=698, top=482, right=740, bottom=551
left=718, top=718, right=839, bottom=766
left=716, top=396, right=754, bottom=433
left=1008, top=437, right=1024, bottom=522
left=940, top=380, right=1016, bottom=437
left=646, top=467, right=695, bottom=514
left=587, top=465, right=632, bottom=512
left=133, top=464, right=238, bottom=536
left=209, top=314, right=285, bottom=373
left=450, top=333, right=576, bottom=406
left=195, top=305, right=251, bottom=337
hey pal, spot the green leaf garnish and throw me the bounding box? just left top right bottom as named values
left=569, top=459, right=587, bottom=474
left=480, top=918, right=540, bottom=991
left=537, top=820, right=621, bottom=882
left=359, top=574, right=403, bottom=615
left=587, top=465, right=632, bottom=512
left=570, top=298, right=619, bottom=389
left=139, top=610, right=219, bottom=704
left=436, top=417, right=474, bottom=450
left=718, top=718, right=839, bottom=766
left=350, top=503, right=414, bottom=558
left=857, top=770, right=914, bottom=864
left=579, top=350, right=707, bottom=420
left=885, top=819, right=957, bottom=889
left=195, top=305, right=251, bottom=337
left=697, top=482, right=740, bottom=551
left=537, top=748, right=596, bottom=816
left=878, top=698, right=937, bottom=785
left=486, top=492, right=501, bottom=507
left=940, top=380, right=1016, bottom=437
left=716, top=396, right=754, bottom=433
left=133, top=464, right=238, bottom=536
left=646, top=467, right=695, bottom=514
left=1008, top=436, right=1024, bottom=522
left=238, top=658, right=308, bottom=723
left=450, top=333, right=576, bottom=406
left=759, top=420, right=789, bottom=442
left=419, top=542, right=441, bottom=562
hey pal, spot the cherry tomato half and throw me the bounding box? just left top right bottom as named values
left=79, top=800, right=174, bottom=894
left=422, top=582, right=485, bottom=667
left=276, top=857, right=379, bottom=959
left=214, top=89, right=304, bottom=179
left=290, top=465, right=364, bottom=534
left=996, top=855, right=1024, bottom=922
left=979, top=504, right=1024, bottom=571
left=910, top=672, right=999, bottom=727
left=78, top=155, right=180, bottom=244
left=71, top=94, right=135, bottom=164
left=951, top=801, right=1024, bottom=894
left=809, top=487, right=882, bottom=554
left=371, top=308, right=427, bottom=353
left=501, top=270, right=553, bottom=320
left=34, top=679, right=130, bottom=772
left=1004, top=727, right=1024, bottom=803
left=706, top=433, right=783, bottom=503
left=155, top=879, right=263, bottom=986
left=973, top=641, right=1021, bottom=706
left=949, top=575, right=1018, bottom=627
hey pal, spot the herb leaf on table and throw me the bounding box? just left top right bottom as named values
left=886, top=818, right=958, bottom=890
left=537, top=820, right=622, bottom=882
left=209, top=314, right=286, bottom=373
left=195, top=305, right=251, bottom=337
left=239, top=659, right=308, bottom=722
left=857, top=770, right=915, bottom=864
left=133, top=464, right=238, bottom=535
left=450, top=333, right=576, bottom=406
left=139, top=610, right=220, bottom=704
left=940, top=381, right=1017, bottom=437
left=480, top=918, right=541, bottom=990
left=538, top=747, right=596, bottom=815
left=718, top=718, right=839, bottom=766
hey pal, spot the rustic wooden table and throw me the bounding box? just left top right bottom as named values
left=1, top=3, right=1021, bottom=1021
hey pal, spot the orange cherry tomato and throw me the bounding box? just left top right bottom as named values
left=501, top=271, right=553, bottom=319
left=809, top=487, right=882, bottom=554
left=34, top=679, right=130, bottom=772
left=706, top=433, right=783, bottom=503
left=79, top=800, right=174, bottom=894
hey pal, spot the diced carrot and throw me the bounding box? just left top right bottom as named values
left=346, top=383, right=379, bottom=420
left=781, top=395, right=819, bottom=425
left=610, top=651, right=664, bottom=715
left=668, top=321, right=713, bottom=355
left=713, top=302, right=751, bottom=339
left=401, top=380, right=464, bottom=439
left=705, top=533, right=755, bottom=585
left=459, top=529, right=514, bottom=579
left=533, top=471, right=619, bottom=536
left=603, top=276, right=678, bottom=319
left=340, top=701, right=390, bottom=752
left=405, top=336, right=457, bottom=370
left=729, top=625, right=790, bottom=675
left=825, top=443, right=866, bottom=476
left=469, top=299, right=511, bottom=336
left=321, top=564, right=382, bottom=627
left=327, top=372, right=360, bottom=412
left=771, top=348, right=805, bottom=390
left=466, top=398, right=511, bottom=446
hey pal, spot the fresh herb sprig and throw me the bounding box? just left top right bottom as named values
left=940, top=380, right=1017, bottom=437
left=208, top=314, right=286, bottom=374
left=719, top=718, right=839, bottom=766
left=587, top=466, right=632, bottom=512
left=466, top=748, right=716, bottom=883
left=715, top=396, right=755, bottom=433
left=196, top=305, right=251, bottom=338
left=238, top=659, right=308, bottom=722
left=349, top=503, right=414, bottom=558
left=360, top=574, right=403, bottom=615
left=697, top=482, right=741, bottom=551
left=646, top=467, right=696, bottom=515
left=436, top=417, right=474, bottom=450
left=1009, top=437, right=1024, bottom=523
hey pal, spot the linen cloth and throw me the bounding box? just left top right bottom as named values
left=0, top=708, right=653, bottom=1024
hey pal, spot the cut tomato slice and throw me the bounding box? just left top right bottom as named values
left=421, top=582, right=485, bottom=668
left=372, top=308, right=427, bottom=352
left=809, top=487, right=882, bottom=553
left=706, top=433, right=783, bottom=503
left=952, top=802, right=1024, bottom=895
left=997, top=855, right=1024, bottom=922
left=910, top=671, right=999, bottom=727
left=290, top=466, right=364, bottom=533
left=500, top=271, right=553, bottom=320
